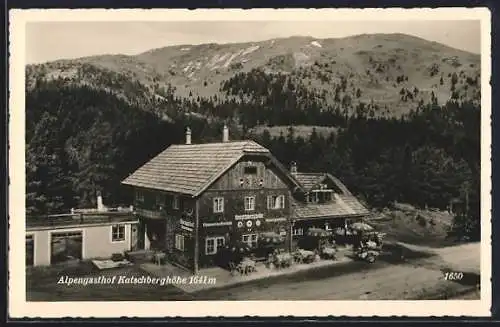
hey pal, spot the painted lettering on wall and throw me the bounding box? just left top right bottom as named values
left=234, top=213, right=264, bottom=220
left=202, top=221, right=233, bottom=227
left=265, top=217, right=287, bottom=222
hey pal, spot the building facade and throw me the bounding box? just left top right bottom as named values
left=26, top=212, right=138, bottom=267
left=122, top=126, right=302, bottom=272
left=122, top=126, right=369, bottom=272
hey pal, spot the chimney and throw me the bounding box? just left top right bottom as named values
left=290, top=161, right=298, bottom=175
left=185, top=127, right=192, bottom=145
left=97, top=192, right=104, bottom=211
left=222, top=124, right=229, bottom=143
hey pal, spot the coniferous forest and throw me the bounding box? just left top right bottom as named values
left=26, top=66, right=481, bottom=242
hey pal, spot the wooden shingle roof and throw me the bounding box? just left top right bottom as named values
left=293, top=173, right=324, bottom=191
left=122, top=141, right=270, bottom=196
left=293, top=172, right=352, bottom=195
left=292, top=194, right=369, bottom=220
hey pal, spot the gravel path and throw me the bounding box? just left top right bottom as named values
left=27, top=242, right=480, bottom=301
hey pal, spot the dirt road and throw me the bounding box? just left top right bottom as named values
left=194, top=242, right=480, bottom=300
left=396, top=242, right=480, bottom=274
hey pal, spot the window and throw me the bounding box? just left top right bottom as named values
left=293, top=228, right=304, bottom=236
left=111, top=225, right=126, bottom=242
left=277, top=195, right=285, bottom=208
left=136, top=191, right=145, bottom=202
left=311, top=192, right=319, bottom=203
left=244, top=166, right=258, bottom=174
left=242, top=234, right=258, bottom=248
left=205, top=236, right=225, bottom=255
left=213, top=197, right=224, bottom=213
left=324, top=191, right=333, bottom=202
left=267, top=195, right=285, bottom=209
left=175, top=234, right=185, bottom=251
left=325, top=223, right=331, bottom=231
left=244, top=196, right=255, bottom=211
left=172, top=195, right=179, bottom=210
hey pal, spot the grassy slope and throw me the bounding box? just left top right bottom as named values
left=368, top=203, right=456, bottom=247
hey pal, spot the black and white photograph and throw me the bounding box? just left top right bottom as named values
left=8, top=8, right=491, bottom=317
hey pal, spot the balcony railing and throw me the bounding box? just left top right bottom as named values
left=26, top=212, right=138, bottom=229
left=135, top=208, right=164, bottom=219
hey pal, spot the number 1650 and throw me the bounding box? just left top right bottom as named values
left=444, top=272, right=464, bottom=281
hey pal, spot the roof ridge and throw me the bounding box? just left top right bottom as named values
left=168, top=140, right=264, bottom=146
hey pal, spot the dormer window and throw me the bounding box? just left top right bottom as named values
left=311, top=192, right=319, bottom=203
left=307, top=190, right=333, bottom=204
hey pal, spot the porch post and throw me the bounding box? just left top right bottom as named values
left=193, top=199, right=199, bottom=274
left=144, top=222, right=150, bottom=250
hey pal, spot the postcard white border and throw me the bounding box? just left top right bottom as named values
left=8, top=8, right=492, bottom=318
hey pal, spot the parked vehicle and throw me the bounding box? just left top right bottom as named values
left=353, top=230, right=383, bottom=263
left=355, top=247, right=380, bottom=263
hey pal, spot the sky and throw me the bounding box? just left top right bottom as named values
left=25, top=20, right=481, bottom=64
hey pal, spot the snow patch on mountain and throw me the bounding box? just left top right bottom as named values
left=311, top=41, right=322, bottom=48
left=206, top=53, right=231, bottom=69
left=223, top=49, right=244, bottom=68
left=241, top=45, right=260, bottom=56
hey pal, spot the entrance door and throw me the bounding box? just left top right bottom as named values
left=145, top=219, right=167, bottom=251
left=50, top=231, right=83, bottom=264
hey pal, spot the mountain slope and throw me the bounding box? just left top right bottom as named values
left=26, top=33, right=481, bottom=118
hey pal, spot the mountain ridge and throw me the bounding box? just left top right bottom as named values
left=26, top=33, right=481, bottom=119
